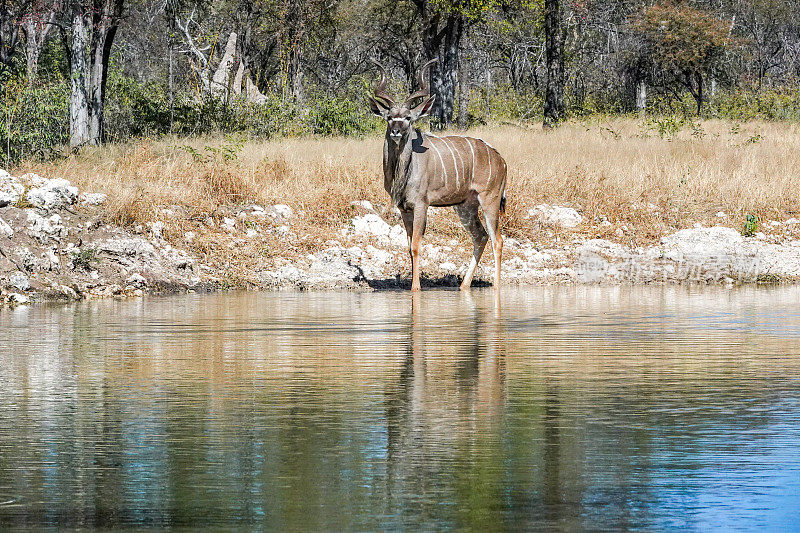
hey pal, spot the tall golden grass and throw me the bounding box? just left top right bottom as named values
left=13, top=118, right=800, bottom=247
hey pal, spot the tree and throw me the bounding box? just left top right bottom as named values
left=61, top=0, right=124, bottom=148
left=0, top=0, right=27, bottom=74
left=633, top=0, right=740, bottom=113
left=410, top=0, right=497, bottom=128
left=543, top=0, right=564, bottom=127
left=21, top=1, right=56, bottom=82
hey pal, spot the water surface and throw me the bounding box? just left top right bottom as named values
left=1, top=287, right=799, bottom=530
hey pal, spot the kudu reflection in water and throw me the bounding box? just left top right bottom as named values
left=383, top=293, right=506, bottom=500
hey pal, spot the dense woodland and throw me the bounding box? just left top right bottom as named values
left=1, top=0, right=799, bottom=162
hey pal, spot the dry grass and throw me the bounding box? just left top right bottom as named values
left=13, top=118, right=800, bottom=254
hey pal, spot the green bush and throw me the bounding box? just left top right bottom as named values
left=304, top=96, right=376, bottom=136
left=0, top=75, right=68, bottom=165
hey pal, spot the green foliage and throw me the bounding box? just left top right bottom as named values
left=105, top=70, right=377, bottom=139
left=742, top=214, right=759, bottom=237
left=641, top=115, right=704, bottom=139
left=176, top=135, right=245, bottom=163
left=709, top=88, right=800, bottom=121
left=304, top=96, right=376, bottom=136
left=71, top=248, right=98, bottom=270
left=469, top=84, right=543, bottom=124
left=0, top=75, right=69, bottom=165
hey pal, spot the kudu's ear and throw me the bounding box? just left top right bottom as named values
left=410, top=95, right=435, bottom=121
left=368, top=95, right=390, bottom=119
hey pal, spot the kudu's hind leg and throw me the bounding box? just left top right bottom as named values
left=454, top=201, right=488, bottom=291
left=478, top=195, right=504, bottom=289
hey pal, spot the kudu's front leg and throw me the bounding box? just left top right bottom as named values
left=403, top=206, right=428, bottom=291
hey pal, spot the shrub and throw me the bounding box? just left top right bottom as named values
left=0, top=75, right=68, bottom=165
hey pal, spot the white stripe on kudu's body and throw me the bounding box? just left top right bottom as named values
left=368, top=59, right=508, bottom=292
left=428, top=138, right=448, bottom=186
left=467, top=139, right=476, bottom=182
left=442, top=137, right=460, bottom=187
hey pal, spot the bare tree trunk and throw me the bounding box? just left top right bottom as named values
left=636, top=80, right=646, bottom=115
left=233, top=61, right=244, bottom=97
left=426, top=14, right=463, bottom=128
left=457, top=47, right=469, bottom=129
left=288, top=45, right=302, bottom=101
left=543, top=0, right=565, bottom=128
left=168, top=42, right=174, bottom=132
left=69, top=10, right=90, bottom=149
left=23, top=13, right=54, bottom=83
left=68, top=0, right=123, bottom=149
left=211, top=31, right=237, bottom=99
left=282, top=0, right=305, bottom=101
left=0, top=5, right=22, bottom=73
left=245, top=75, right=267, bottom=103
left=485, top=67, right=491, bottom=122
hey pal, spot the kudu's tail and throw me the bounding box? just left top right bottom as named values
left=499, top=185, right=507, bottom=214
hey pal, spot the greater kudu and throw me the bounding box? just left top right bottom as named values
left=368, top=59, right=508, bottom=291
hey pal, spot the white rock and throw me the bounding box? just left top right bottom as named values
left=0, top=173, right=23, bottom=207
left=346, top=246, right=364, bottom=259
left=8, top=293, right=30, bottom=305
left=268, top=204, right=293, bottom=220
left=389, top=224, right=408, bottom=247
left=365, top=245, right=393, bottom=265
left=785, top=218, right=800, bottom=225
left=19, top=173, right=47, bottom=187
left=527, top=204, right=583, bottom=228
left=25, top=178, right=79, bottom=210
left=0, top=217, right=12, bottom=237
left=126, top=273, right=147, bottom=286
left=99, top=237, right=157, bottom=257
left=276, top=225, right=291, bottom=236
left=275, top=265, right=303, bottom=283
left=148, top=221, right=165, bottom=240
left=80, top=192, right=107, bottom=206
left=184, top=231, right=195, bottom=243
left=246, top=228, right=258, bottom=238
left=0, top=189, right=19, bottom=207
left=223, top=217, right=236, bottom=227
left=27, top=211, right=64, bottom=241
left=352, top=214, right=391, bottom=237
left=439, top=262, right=457, bottom=272
left=716, top=211, right=727, bottom=218
left=10, top=272, right=30, bottom=291
left=661, top=227, right=744, bottom=255
left=350, top=200, right=375, bottom=212
left=45, top=247, right=59, bottom=270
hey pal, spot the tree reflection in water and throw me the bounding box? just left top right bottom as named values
left=1, top=287, right=799, bottom=530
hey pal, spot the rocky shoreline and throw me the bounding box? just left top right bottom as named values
left=2, top=169, right=800, bottom=306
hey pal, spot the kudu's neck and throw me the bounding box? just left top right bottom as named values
left=384, top=128, right=420, bottom=207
